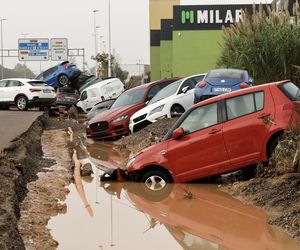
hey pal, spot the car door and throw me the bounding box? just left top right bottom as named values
left=222, top=89, right=275, bottom=168
left=0, top=80, right=8, bottom=101
left=175, top=78, right=197, bottom=110
left=166, top=102, right=230, bottom=182
left=5, top=80, right=22, bottom=101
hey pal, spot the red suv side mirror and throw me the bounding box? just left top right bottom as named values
left=172, top=127, right=184, bottom=140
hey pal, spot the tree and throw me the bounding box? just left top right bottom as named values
left=92, top=52, right=129, bottom=82
left=217, top=1, right=300, bottom=84
left=0, top=63, right=36, bottom=79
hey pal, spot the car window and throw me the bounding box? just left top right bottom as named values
left=192, top=75, right=205, bottom=84
left=255, top=92, right=264, bottom=111
left=147, top=85, right=160, bottom=101
left=28, top=81, right=48, bottom=86
left=148, top=80, right=182, bottom=105
left=226, top=93, right=256, bottom=120
left=81, top=91, right=88, bottom=101
left=178, top=79, right=195, bottom=94
left=180, top=102, right=218, bottom=134
left=7, top=80, right=22, bottom=87
left=279, top=82, right=300, bottom=101
left=43, top=66, right=57, bottom=77
left=0, top=80, right=8, bottom=87
left=111, top=88, right=147, bottom=108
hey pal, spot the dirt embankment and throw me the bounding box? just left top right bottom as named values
left=0, top=114, right=85, bottom=250
left=116, top=118, right=300, bottom=244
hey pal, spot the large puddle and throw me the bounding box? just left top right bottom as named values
left=48, top=142, right=300, bottom=250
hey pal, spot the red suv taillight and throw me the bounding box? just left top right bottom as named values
left=198, top=81, right=206, bottom=88
left=239, top=83, right=249, bottom=89
left=29, top=89, right=42, bottom=92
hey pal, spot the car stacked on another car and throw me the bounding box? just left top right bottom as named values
left=36, top=61, right=81, bottom=88
left=125, top=80, right=300, bottom=186
left=129, top=73, right=206, bottom=133
left=55, top=86, right=80, bottom=107
left=194, top=68, right=253, bottom=103
left=88, top=77, right=181, bottom=140
left=0, top=78, right=56, bottom=111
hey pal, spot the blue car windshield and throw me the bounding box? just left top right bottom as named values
left=148, top=80, right=182, bottom=105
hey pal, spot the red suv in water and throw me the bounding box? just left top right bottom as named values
left=88, top=77, right=181, bottom=140
left=126, top=81, right=300, bottom=184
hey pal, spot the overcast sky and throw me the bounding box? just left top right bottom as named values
left=1, top=0, right=271, bottom=74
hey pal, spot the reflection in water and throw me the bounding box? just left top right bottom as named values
left=104, top=183, right=300, bottom=250
left=87, top=141, right=130, bottom=170
left=48, top=142, right=300, bottom=250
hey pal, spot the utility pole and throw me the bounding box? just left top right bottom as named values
left=93, top=10, right=99, bottom=77
left=0, top=18, right=7, bottom=80
left=21, top=33, right=29, bottom=78
left=108, top=0, right=112, bottom=77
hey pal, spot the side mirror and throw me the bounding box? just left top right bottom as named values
left=248, top=77, right=254, bottom=85
left=182, top=86, right=189, bottom=94
left=172, top=127, right=184, bottom=140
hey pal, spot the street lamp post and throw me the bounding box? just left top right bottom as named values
left=21, top=33, right=29, bottom=78
left=0, top=18, right=7, bottom=80
left=93, top=10, right=99, bottom=77
left=108, top=0, right=112, bottom=77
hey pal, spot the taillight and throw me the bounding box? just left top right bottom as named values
left=29, top=89, right=42, bottom=92
left=198, top=81, right=206, bottom=88
left=239, top=83, right=249, bottom=89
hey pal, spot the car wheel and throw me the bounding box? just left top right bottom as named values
left=140, top=170, right=173, bottom=202
left=170, top=105, right=185, bottom=117
left=15, top=96, right=28, bottom=111
left=58, top=74, right=70, bottom=87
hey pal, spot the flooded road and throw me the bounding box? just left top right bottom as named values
left=48, top=142, right=300, bottom=250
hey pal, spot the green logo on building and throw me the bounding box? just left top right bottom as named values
left=181, top=10, right=195, bottom=24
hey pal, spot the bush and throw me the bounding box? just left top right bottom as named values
left=217, top=2, right=300, bottom=84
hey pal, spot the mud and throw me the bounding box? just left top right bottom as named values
left=115, top=118, right=300, bottom=245
left=0, top=114, right=85, bottom=249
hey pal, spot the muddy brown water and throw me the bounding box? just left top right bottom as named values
left=48, top=142, right=300, bottom=250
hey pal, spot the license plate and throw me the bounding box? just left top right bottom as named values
left=43, top=89, right=51, bottom=93
left=213, top=87, right=231, bottom=93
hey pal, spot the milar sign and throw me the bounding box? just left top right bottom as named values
left=174, top=4, right=265, bottom=30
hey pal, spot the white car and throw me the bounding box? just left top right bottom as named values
left=76, top=78, right=124, bottom=113
left=129, top=73, right=206, bottom=133
left=0, top=78, right=56, bottom=111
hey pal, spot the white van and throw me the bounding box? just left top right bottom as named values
left=76, top=78, right=124, bottom=112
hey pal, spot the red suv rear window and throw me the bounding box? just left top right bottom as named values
left=279, top=82, right=300, bottom=101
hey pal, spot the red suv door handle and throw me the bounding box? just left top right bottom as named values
left=258, top=113, right=270, bottom=119
left=209, top=128, right=221, bottom=134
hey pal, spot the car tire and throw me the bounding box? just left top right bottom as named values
left=58, top=74, right=70, bottom=87
left=139, top=169, right=173, bottom=202
left=15, top=96, right=28, bottom=111
left=170, top=105, right=185, bottom=117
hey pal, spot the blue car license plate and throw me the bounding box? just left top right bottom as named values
left=213, top=87, right=231, bottom=93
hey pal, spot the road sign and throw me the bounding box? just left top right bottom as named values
left=18, top=38, right=49, bottom=61
left=51, top=38, right=68, bottom=61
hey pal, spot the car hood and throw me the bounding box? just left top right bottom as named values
left=90, top=103, right=144, bottom=124
left=205, top=78, right=245, bottom=86
left=132, top=95, right=174, bottom=119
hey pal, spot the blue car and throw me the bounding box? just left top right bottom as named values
left=194, top=68, right=253, bottom=103
left=36, top=61, right=81, bottom=88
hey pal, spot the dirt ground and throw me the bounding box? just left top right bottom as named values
left=0, top=114, right=85, bottom=250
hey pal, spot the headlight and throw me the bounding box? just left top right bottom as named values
left=126, top=157, right=136, bottom=169
left=149, top=105, right=165, bottom=116
left=112, top=115, right=128, bottom=123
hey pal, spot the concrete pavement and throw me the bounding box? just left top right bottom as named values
left=0, top=111, right=43, bottom=152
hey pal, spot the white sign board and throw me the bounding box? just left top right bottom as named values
left=51, top=38, right=68, bottom=61
left=18, top=38, right=49, bottom=61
